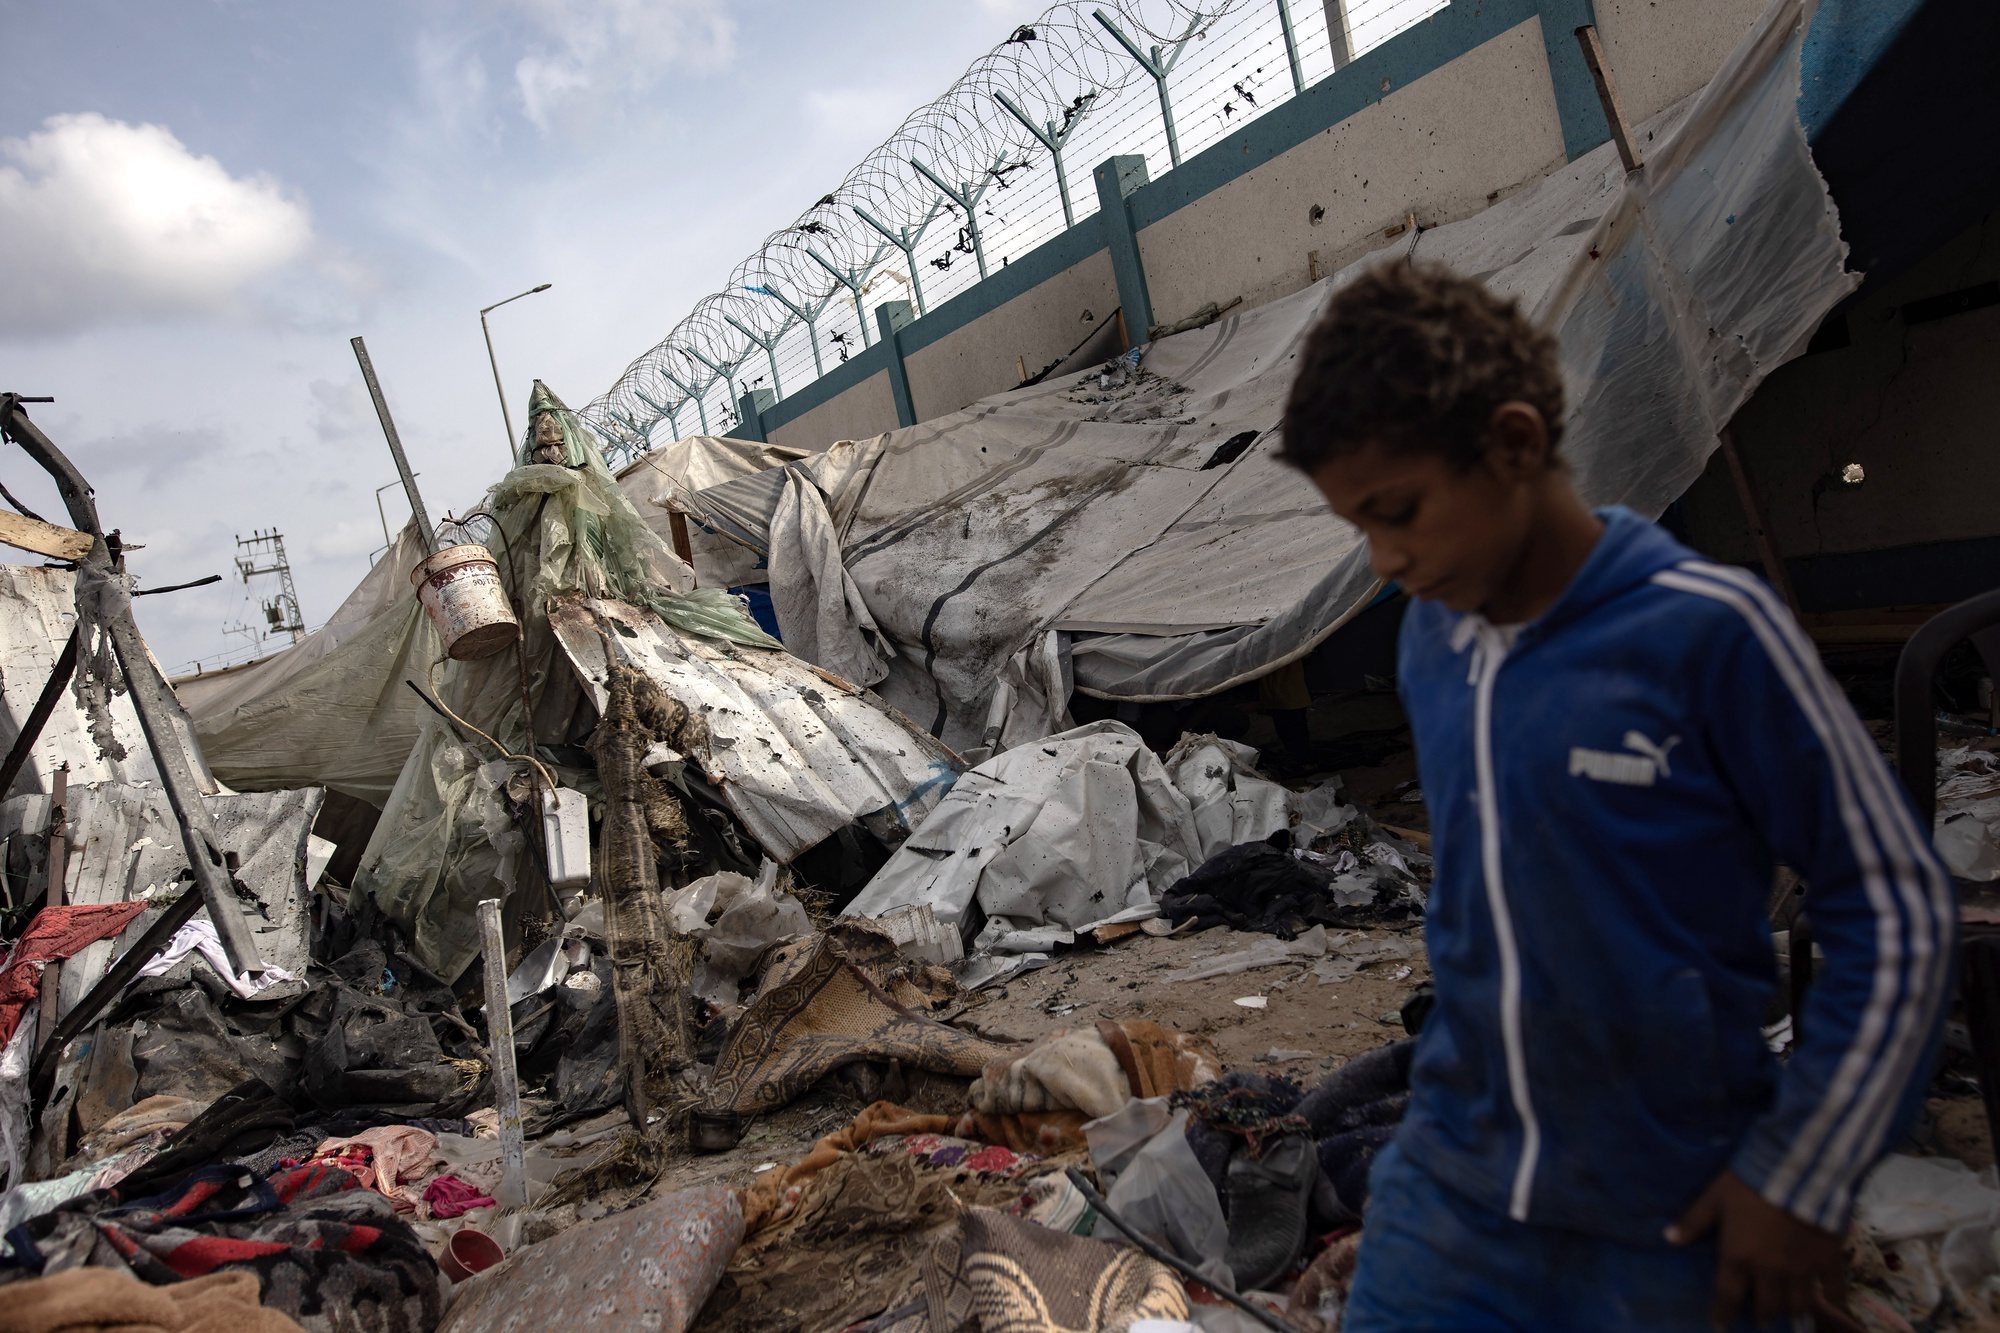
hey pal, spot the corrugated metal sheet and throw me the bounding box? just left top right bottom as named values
left=1, top=566, right=218, bottom=800
left=0, top=783, right=322, bottom=1010
left=548, top=594, right=959, bottom=862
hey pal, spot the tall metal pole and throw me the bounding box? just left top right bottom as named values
left=351, top=337, right=439, bottom=557
left=479, top=283, right=552, bottom=463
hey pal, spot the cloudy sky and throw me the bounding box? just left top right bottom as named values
left=1, top=0, right=1012, bottom=671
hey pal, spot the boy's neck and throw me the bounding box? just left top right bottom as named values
left=1479, top=485, right=1605, bottom=626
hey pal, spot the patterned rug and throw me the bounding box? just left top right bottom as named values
left=861, top=1206, right=1189, bottom=1333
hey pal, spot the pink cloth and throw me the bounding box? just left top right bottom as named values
left=306, top=1126, right=439, bottom=1214
left=422, top=1174, right=496, bottom=1219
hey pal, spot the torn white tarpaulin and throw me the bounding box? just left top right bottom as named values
left=845, top=726, right=1363, bottom=947
left=615, top=434, right=812, bottom=590
left=671, top=1, right=1855, bottom=752
left=1163, top=733, right=1352, bottom=862
left=548, top=594, right=961, bottom=862
left=841, top=721, right=1202, bottom=944
left=768, top=469, right=894, bottom=689
left=137, top=919, right=302, bottom=999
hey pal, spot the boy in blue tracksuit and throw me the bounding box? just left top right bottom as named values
left=1279, top=263, right=1955, bottom=1330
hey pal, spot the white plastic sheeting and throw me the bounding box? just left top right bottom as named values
left=1164, top=733, right=1350, bottom=862
left=2, top=566, right=217, bottom=800
left=843, top=721, right=1348, bottom=947
left=616, top=436, right=812, bottom=590
left=767, top=469, right=894, bottom=689
left=843, top=721, right=1198, bottom=943
left=547, top=594, right=960, bottom=863
left=670, top=0, right=1853, bottom=753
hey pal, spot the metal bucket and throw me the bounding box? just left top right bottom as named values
left=412, top=543, right=520, bottom=661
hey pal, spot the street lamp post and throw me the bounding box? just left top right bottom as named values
left=375, top=475, right=417, bottom=550
left=480, top=283, right=552, bottom=462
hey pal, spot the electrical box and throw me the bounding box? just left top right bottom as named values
left=541, top=787, right=591, bottom=890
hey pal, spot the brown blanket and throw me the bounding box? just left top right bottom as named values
left=701, top=935, right=1011, bottom=1119
left=0, top=1270, right=307, bottom=1333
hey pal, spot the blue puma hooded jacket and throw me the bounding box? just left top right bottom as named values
left=1393, top=507, right=1954, bottom=1242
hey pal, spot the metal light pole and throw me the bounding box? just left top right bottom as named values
left=480, top=283, right=552, bottom=461
left=375, top=475, right=417, bottom=550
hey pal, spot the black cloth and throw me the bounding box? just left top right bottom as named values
left=295, top=940, right=480, bottom=1116
left=1183, top=1041, right=1417, bottom=1229
left=112, top=1079, right=295, bottom=1200
left=1160, top=832, right=1409, bottom=937
left=1295, top=1039, right=1413, bottom=1137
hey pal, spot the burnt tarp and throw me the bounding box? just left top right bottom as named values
left=331, top=386, right=957, bottom=983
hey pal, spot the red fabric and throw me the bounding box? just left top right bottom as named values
left=0, top=901, right=150, bottom=1046
left=421, top=1173, right=496, bottom=1218
left=160, top=1234, right=292, bottom=1277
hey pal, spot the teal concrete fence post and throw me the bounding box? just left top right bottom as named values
left=731, top=387, right=777, bottom=442
left=1094, top=154, right=1154, bottom=344
left=876, top=300, right=917, bottom=428
left=1537, top=0, right=1612, bottom=161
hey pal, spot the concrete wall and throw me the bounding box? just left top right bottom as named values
left=902, top=251, right=1118, bottom=421
left=1136, top=20, right=1567, bottom=324
left=751, top=0, right=1771, bottom=455
left=1594, top=0, right=1769, bottom=126
left=766, top=370, right=896, bottom=451
left=1679, top=213, right=2000, bottom=585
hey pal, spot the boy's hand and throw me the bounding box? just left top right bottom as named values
left=1667, top=1170, right=1844, bottom=1328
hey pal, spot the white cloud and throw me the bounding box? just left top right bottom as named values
left=0, top=113, right=315, bottom=337
left=504, top=0, right=736, bottom=133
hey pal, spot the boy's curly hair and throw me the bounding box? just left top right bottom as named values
left=1278, top=262, right=1566, bottom=474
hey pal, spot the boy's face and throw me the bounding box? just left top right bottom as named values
left=1306, top=407, right=1548, bottom=617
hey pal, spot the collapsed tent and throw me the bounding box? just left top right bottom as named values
left=615, top=435, right=815, bottom=591
left=179, top=384, right=957, bottom=982
left=661, top=12, right=1854, bottom=752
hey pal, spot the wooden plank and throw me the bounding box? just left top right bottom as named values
left=1575, top=25, right=1643, bottom=173
left=0, top=510, right=92, bottom=562
left=667, top=509, right=694, bottom=567
left=1717, top=428, right=1802, bottom=618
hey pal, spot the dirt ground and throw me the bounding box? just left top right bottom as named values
left=635, top=922, right=1429, bottom=1206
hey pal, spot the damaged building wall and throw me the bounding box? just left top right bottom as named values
left=1593, top=0, right=1773, bottom=125
left=900, top=248, right=1120, bottom=426
left=764, top=371, right=897, bottom=456
left=725, top=0, right=1771, bottom=459
left=1675, top=211, right=2000, bottom=610
left=1134, top=19, right=1569, bottom=325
